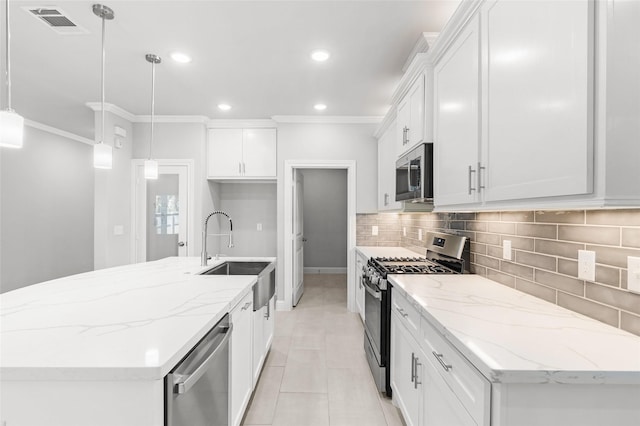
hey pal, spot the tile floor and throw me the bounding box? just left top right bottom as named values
left=242, top=274, right=405, bottom=426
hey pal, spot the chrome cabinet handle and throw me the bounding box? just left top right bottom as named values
left=414, top=357, right=422, bottom=389
left=405, top=126, right=410, bottom=145
left=177, top=241, right=185, bottom=247
left=384, top=193, right=389, bottom=206
left=238, top=162, right=242, bottom=174
left=265, top=301, right=271, bottom=319
left=241, top=301, right=251, bottom=311
left=432, top=351, right=452, bottom=372
left=242, top=162, right=246, bottom=175
left=468, top=165, right=477, bottom=195
left=395, top=306, right=408, bottom=318
left=478, top=162, right=485, bottom=193
left=411, top=352, right=416, bottom=383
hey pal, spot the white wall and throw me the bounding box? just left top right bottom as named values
left=215, top=182, right=277, bottom=257
left=1, top=125, right=94, bottom=292
left=94, top=112, right=134, bottom=269
left=276, top=122, right=378, bottom=302
left=300, top=169, right=347, bottom=269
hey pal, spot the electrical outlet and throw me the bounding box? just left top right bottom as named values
left=403, top=227, right=407, bottom=237
left=578, top=250, right=596, bottom=281
left=372, top=226, right=379, bottom=236
left=256, top=223, right=262, bottom=231
left=627, top=256, right=640, bottom=294
left=418, top=229, right=423, bottom=241
left=503, top=240, right=512, bottom=260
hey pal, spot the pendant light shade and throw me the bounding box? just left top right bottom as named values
left=144, top=159, right=159, bottom=179
left=0, top=110, right=24, bottom=148
left=1, top=0, right=24, bottom=149
left=94, top=143, right=113, bottom=169
left=93, top=4, right=114, bottom=169
left=144, top=53, right=161, bottom=180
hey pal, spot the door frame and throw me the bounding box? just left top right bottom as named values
left=130, top=159, right=195, bottom=263
left=283, top=160, right=356, bottom=312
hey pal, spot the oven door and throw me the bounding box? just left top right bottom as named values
left=363, top=278, right=383, bottom=362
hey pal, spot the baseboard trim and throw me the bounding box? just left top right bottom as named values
left=303, top=267, right=348, bottom=274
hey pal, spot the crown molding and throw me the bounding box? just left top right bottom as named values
left=402, top=32, right=440, bottom=73
left=373, top=107, right=397, bottom=139
left=25, top=119, right=94, bottom=145
left=137, top=115, right=209, bottom=124
left=85, top=102, right=137, bottom=122
left=207, top=119, right=277, bottom=129
left=271, top=115, right=382, bottom=124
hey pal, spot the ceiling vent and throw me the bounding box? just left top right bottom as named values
left=24, top=6, right=89, bottom=35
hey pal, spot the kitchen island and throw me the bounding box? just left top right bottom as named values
left=0, top=256, right=275, bottom=426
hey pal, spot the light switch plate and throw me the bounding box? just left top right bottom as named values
left=372, top=226, right=379, bottom=236
left=578, top=250, right=596, bottom=281
left=503, top=240, right=512, bottom=261
left=627, top=256, right=640, bottom=294
left=256, top=223, right=262, bottom=231
left=418, top=229, right=423, bottom=241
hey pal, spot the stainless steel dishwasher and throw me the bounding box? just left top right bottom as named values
left=165, top=314, right=232, bottom=426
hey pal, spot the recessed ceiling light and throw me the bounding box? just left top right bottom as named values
left=218, top=104, right=232, bottom=111
left=311, top=49, right=330, bottom=62
left=314, top=103, right=327, bottom=111
left=170, top=52, right=192, bottom=64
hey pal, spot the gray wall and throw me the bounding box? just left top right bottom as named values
left=301, top=169, right=347, bottom=269
left=214, top=182, right=277, bottom=257
left=1, top=125, right=94, bottom=292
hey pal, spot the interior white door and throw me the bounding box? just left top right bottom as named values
left=134, top=164, right=189, bottom=262
left=292, top=169, right=305, bottom=306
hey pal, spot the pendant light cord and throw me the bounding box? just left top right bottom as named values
left=5, top=0, right=12, bottom=110
left=149, top=59, right=156, bottom=159
left=100, top=12, right=106, bottom=145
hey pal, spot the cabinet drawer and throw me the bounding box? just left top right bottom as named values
left=391, top=289, right=420, bottom=339
left=420, top=316, right=490, bottom=426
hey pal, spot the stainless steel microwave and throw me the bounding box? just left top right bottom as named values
left=395, top=143, right=434, bottom=202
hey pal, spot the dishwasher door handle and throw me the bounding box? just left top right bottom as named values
left=175, top=324, right=233, bottom=395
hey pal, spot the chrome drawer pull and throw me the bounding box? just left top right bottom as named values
left=414, top=358, right=422, bottom=389
left=411, top=352, right=416, bottom=383
left=432, top=351, right=452, bottom=372
left=395, top=306, right=409, bottom=318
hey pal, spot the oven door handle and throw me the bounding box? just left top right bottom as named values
left=363, top=280, right=382, bottom=300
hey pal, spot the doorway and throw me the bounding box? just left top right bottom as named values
left=131, top=159, right=195, bottom=263
left=283, top=160, right=356, bottom=312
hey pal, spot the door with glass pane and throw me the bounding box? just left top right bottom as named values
left=134, top=163, right=188, bottom=262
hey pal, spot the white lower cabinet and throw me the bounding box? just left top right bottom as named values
left=230, top=292, right=253, bottom=426
left=252, top=295, right=275, bottom=386
left=355, top=251, right=367, bottom=322
left=391, top=289, right=489, bottom=426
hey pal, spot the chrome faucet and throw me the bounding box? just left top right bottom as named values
left=201, top=211, right=234, bottom=266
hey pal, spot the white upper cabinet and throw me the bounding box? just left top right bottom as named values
left=433, top=15, right=481, bottom=207
left=207, top=128, right=277, bottom=179
left=378, top=120, right=403, bottom=211
left=397, top=74, right=426, bottom=157
left=481, top=0, right=592, bottom=202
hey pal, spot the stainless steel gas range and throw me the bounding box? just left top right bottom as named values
left=361, top=231, right=469, bottom=396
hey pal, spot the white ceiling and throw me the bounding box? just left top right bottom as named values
left=3, top=0, right=460, bottom=139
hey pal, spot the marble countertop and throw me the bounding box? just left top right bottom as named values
left=390, top=274, right=640, bottom=385
left=356, top=246, right=425, bottom=259
left=0, top=256, right=275, bottom=382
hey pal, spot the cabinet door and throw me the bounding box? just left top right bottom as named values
left=355, top=252, right=366, bottom=322
left=230, top=293, right=253, bottom=426
left=390, top=312, right=421, bottom=426
left=208, top=129, right=243, bottom=178
left=434, top=15, right=481, bottom=207
left=422, top=355, right=477, bottom=426
left=396, top=97, right=412, bottom=157
left=482, top=0, right=593, bottom=202
left=252, top=305, right=264, bottom=386
left=378, top=121, right=402, bottom=211
left=242, top=129, right=277, bottom=177
left=408, top=74, right=425, bottom=149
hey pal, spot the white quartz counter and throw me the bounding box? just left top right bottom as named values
left=0, top=256, right=275, bottom=381
left=390, top=274, right=640, bottom=385
left=356, top=246, right=425, bottom=259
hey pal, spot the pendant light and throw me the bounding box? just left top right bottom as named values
left=92, top=4, right=114, bottom=169
left=0, top=0, right=24, bottom=149
left=144, top=54, right=161, bottom=180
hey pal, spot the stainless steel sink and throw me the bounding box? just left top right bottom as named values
left=201, top=261, right=275, bottom=311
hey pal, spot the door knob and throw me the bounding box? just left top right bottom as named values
left=178, top=241, right=185, bottom=247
